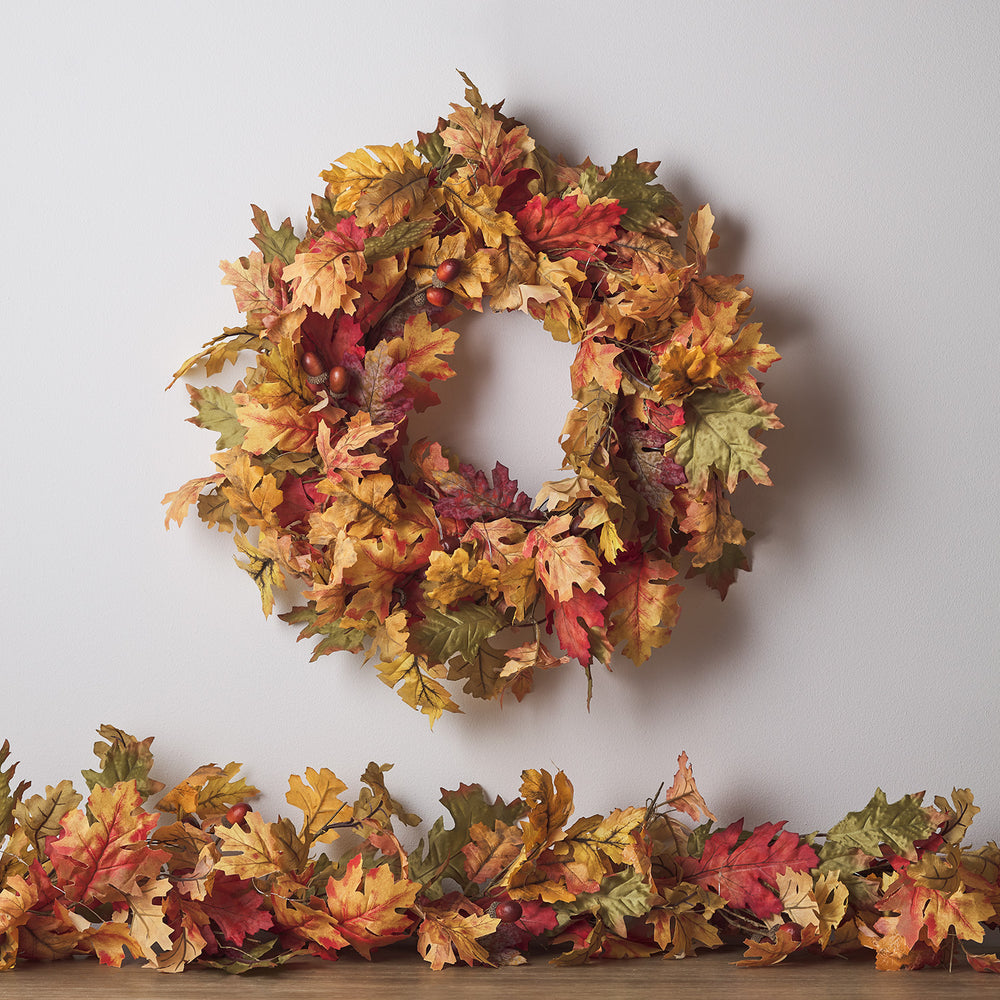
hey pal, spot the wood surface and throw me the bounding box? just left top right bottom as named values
left=1, top=947, right=993, bottom=1000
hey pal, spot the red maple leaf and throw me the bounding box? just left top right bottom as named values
left=516, top=194, right=625, bottom=261
left=680, top=820, right=818, bottom=919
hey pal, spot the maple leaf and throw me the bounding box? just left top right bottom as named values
left=286, top=767, right=349, bottom=846
left=417, top=893, right=499, bottom=970
left=876, top=871, right=995, bottom=949
left=670, top=389, right=782, bottom=493
left=524, top=514, right=603, bottom=603
left=578, top=150, right=679, bottom=231
left=734, top=923, right=806, bottom=967
left=818, top=788, right=934, bottom=874
left=603, top=554, right=681, bottom=665
left=250, top=203, right=299, bottom=264
left=234, top=398, right=318, bottom=456
left=680, top=820, right=818, bottom=919
left=316, top=413, right=393, bottom=484
left=181, top=871, right=274, bottom=949
left=324, top=855, right=420, bottom=958
left=284, top=219, right=367, bottom=317
left=647, top=882, right=724, bottom=958
left=516, top=194, right=625, bottom=260
left=46, top=781, right=170, bottom=904
left=185, top=384, right=245, bottom=450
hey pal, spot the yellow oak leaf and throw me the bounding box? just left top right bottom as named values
left=647, top=882, right=724, bottom=959
left=316, top=473, right=398, bottom=538
left=286, top=767, right=349, bottom=845
left=519, top=768, right=574, bottom=855
left=523, top=513, right=603, bottom=603
left=679, top=482, right=746, bottom=568
left=482, top=235, right=536, bottom=309
left=321, top=142, right=425, bottom=212
left=284, top=229, right=365, bottom=317
left=424, top=548, right=501, bottom=607
left=604, top=554, right=681, bottom=665
left=441, top=176, right=519, bottom=249
left=812, top=870, right=849, bottom=947
left=416, top=896, right=498, bottom=970
left=235, top=398, right=318, bottom=456
left=656, top=343, right=721, bottom=402
left=162, top=473, right=225, bottom=528
left=461, top=821, right=523, bottom=886
left=217, top=452, right=284, bottom=529
left=354, top=163, right=437, bottom=226
left=233, top=532, right=286, bottom=617
left=685, top=204, right=719, bottom=272
left=498, top=639, right=568, bottom=703
left=214, top=813, right=308, bottom=881
left=316, top=413, right=393, bottom=484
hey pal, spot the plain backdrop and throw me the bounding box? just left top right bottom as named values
left=2, top=2, right=998, bottom=846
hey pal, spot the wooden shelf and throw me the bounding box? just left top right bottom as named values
left=3, top=947, right=991, bottom=999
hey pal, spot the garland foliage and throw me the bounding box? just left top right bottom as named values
left=163, top=74, right=781, bottom=722
left=0, top=726, right=997, bottom=975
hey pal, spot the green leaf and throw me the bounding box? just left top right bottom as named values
left=413, top=604, right=505, bottom=666
left=416, top=130, right=449, bottom=169
left=186, top=384, right=246, bottom=449
left=553, top=870, right=656, bottom=936
left=81, top=725, right=163, bottom=799
left=363, top=218, right=436, bottom=262
left=818, top=789, right=934, bottom=873
left=0, top=740, right=30, bottom=840
left=13, top=780, right=82, bottom=853
left=198, top=933, right=300, bottom=974
left=280, top=604, right=368, bottom=660
left=250, top=204, right=300, bottom=265
left=310, top=193, right=350, bottom=232
left=409, top=783, right=525, bottom=897
left=578, top=150, right=680, bottom=231
left=685, top=537, right=752, bottom=600
left=671, top=389, right=782, bottom=493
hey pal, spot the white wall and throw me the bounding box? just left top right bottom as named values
left=3, top=1, right=997, bottom=844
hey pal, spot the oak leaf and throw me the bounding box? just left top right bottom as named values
left=603, top=554, right=681, bottom=665
left=524, top=514, right=603, bottom=603
left=13, top=780, right=82, bottom=854
left=162, top=473, right=225, bottom=529
left=284, top=220, right=367, bottom=317
left=214, top=813, right=308, bottom=881
left=354, top=163, right=436, bottom=226
left=663, top=752, right=716, bottom=825
left=249, top=203, right=299, bottom=264
left=679, top=481, right=747, bottom=568
left=578, top=150, right=679, bottom=231
left=321, top=142, right=425, bottom=212
left=647, top=882, right=724, bottom=958
left=416, top=894, right=498, bottom=970
left=286, top=768, right=349, bottom=846
left=233, top=532, right=286, bottom=617
left=516, top=194, right=624, bottom=259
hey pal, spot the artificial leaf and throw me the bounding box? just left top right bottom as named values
left=578, top=150, right=678, bottom=231
left=516, top=194, right=624, bottom=259
left=524, top=514, right=603, bottom=603
left=670, top=389, right=781, bottom=494
left=185, top=384, right=245, bottom=450
left=46, top=781, right=169, bottom=904
left=647, top=883, right=724, bottom=959
left=284, top=220, right=367, bottom=317
left=663, top=751, right=716, bottom=825
left=324, top=855, right=420, bottom=958
left=603, top=554, right=681, bottom=665
left=555, top=870, right=655, bottom=937
left=13, top=781, right=83, bottom=854
left=680, top=820, right=818, bottom=920
left=233, top=532, right=285, bottom=617
left=412, top=604, right=505, bottom=666
left=286, top=768, right=350, bottom=846
left=81, top=725, right=165, bottom=799
left=214, top=813, right=307, bottom=881
left=416, top=894, right=498, bottom=970
left=250, top=203, right=299, bottom=264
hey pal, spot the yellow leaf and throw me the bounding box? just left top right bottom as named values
left=233, top=532, right=286, bottom=617
left=214, top=813, right=307, bottom=881
left=286, top=767, right=349, bottom=845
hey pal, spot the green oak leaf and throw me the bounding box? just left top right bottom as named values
left=554, top=870, right=656, bottom=936
left=685, top=536, right=752, bottom=600
left=13, top=780, right=82, bottom=853
left=250, top=204, right=300, bottom=265
left=81, top=725, right=164, bottom=799
left=671, top=389, right=781, bottom=493
left=818, top=788, right=934, bottom=873
left=409, top=782, right=525, bottom=898
left=578, top=150, right=681, bottom=231
left=186, top=384, right=246, bottom=450
left=364, top=218, right=436, bottom=262
left=412, top=604, right=505, bottom=666
left=0, top=740, right=31, bottom=840
left=280, top=604, right=368, bottom=660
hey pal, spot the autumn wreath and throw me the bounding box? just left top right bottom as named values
left=164, top=74, right=781, bottom=723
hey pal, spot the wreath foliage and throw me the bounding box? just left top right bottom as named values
left=0, top=726, right=997, bottom=974
left=164, top=74, right=782, bottom=721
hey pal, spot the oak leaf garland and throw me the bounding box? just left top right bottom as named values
left=165, top=74, right=782, bottom=719
left=2, top=729, right=1000, bottom=975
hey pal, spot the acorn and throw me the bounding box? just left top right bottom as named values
left=426, top=286, right=453, bottom=309
left=327, top=365, right=349, bottom=394
left=301, top=351, right=325, bottom=377
left=435, top=258, right=462, bottom=283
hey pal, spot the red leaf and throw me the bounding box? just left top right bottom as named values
left=545, top=586, right=608, bottom=666
left=516, top=194, right=625, bottom=260
left=680, top=820, right=818, bottom=919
